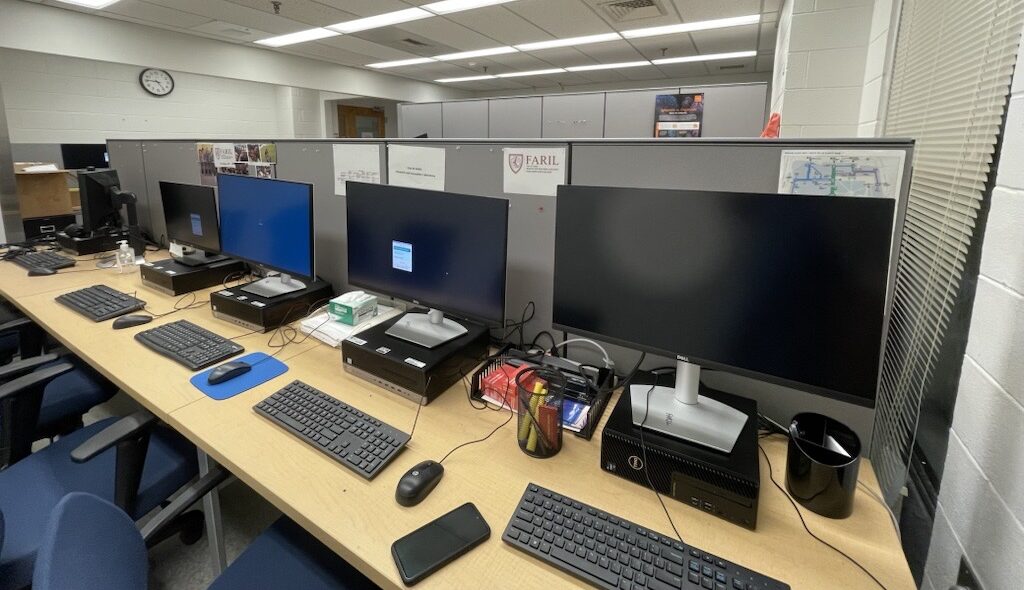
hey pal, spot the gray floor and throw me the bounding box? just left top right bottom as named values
left=79, top=392, right=283, bottom=589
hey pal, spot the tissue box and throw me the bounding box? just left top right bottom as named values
left=328, top=292, right=378, bottom=326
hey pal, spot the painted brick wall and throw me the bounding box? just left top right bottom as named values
left=921, top=43, right=1024, bottom=590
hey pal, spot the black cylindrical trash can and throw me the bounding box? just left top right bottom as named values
left=785, top=412, right=862, bottom=519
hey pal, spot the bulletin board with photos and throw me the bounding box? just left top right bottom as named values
left=196, top=142, right=278, bottom=186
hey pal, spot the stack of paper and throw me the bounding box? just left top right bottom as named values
left=299, top=305, right=400, bottom=347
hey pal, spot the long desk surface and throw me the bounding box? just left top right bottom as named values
left=0, top=251, right=914, bottom=590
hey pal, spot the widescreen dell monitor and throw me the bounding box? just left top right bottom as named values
left=553, top=185, right=894, bottom=453
left=61, top=143, right=108, bottom=169
left=79, top=170, right=122, bottom=233
left=159, top=181, right=226, bottom=267
left=346, top=182, right=509, bottom=349
left=217, top=174, right=314, bottom=298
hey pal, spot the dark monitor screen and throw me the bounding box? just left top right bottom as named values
left=61, top=144, right=108, bottom=169
left=346, top=182, right=509, bottom=326
left=78, top=170, right=120, bottom=232
left=217, top=174, right=314, bottom=280
left=553, top=185, right=894, bottom=407
left=159, top=181, right=220, bottom=253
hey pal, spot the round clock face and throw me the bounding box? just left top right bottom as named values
left=139, top=68, right=174, bottom=97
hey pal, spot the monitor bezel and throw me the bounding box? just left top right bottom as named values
left=216, top=174, right=316, bottom=282
left=158, top=181, right=221, bottom=254
left=345, top=181, right=510, bottom=328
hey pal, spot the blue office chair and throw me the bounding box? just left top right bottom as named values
left=29, top=491, right=379, bottom=590
left=0, top=362, right=200, bottom=590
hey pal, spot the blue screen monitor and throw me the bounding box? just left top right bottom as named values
left=217, top=174, right=314, bottom=288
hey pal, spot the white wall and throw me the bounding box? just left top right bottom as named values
left=857, top=0, right=897, bottom=136
left=0, top=48, right=282, bottom=143
left=922, top=45, right=1024, bottom=590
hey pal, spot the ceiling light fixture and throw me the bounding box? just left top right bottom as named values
left=435, top=75, right=497, bottom=83
left=367, top=57, right=438, bottom=69
left=565, top=60, right=652, bottom=72
left=434, top=46, right=518, bottom=60
left=495, top=68, right=567, bottom=78
left=422, top=0, right=519, bottom=15
left=651, top=50, right=757, bottom=64
left=53, top=0, right=121, bottom=7
left=328, top=8, right=432, bottom=34
left=621, top=14, right=761, bottom=39
left=255, top=28, right=339, bottom=47
left=514, top=32, right=622, bottom=52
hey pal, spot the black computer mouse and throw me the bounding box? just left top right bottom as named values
left=27, top=267, right=56, bottom=276
left=207, top=360, right=252, bottom=385
left=395, top=460, right=445, bottom=507
left=112, top=314, right=153, bottom=329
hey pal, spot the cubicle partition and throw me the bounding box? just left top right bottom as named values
left=108, top=137, right=914, bottom=445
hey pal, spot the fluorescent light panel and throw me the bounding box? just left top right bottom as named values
left=256, top=28, right=339, bottom=47
left=434, top=46, right=518, bottom=60
left=53, top=0, right=121, bottom=7
left=652, top=50, right=757, bottom=65
left=367, top=57, right=437, bottom=69
left=514, top=32, right=621, bottom=51
left=328, top=8, right=432, bottom=34
left=495, top=68, right=566, bottom=78
left=565, top=61, right=651, bottom=72
left=422, top=0, right=518, bottom=15
left=622, top=14, right=761, bottom=39
left=435, top=75, right=497, bottom=83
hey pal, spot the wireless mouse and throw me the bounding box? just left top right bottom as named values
left=395, top=460, right=445, bottom=507
left=27, top=267, right=56, bottom=276
left=112, top=314, right=153, bottom=329
left=207, top=360, right=252, bottom=385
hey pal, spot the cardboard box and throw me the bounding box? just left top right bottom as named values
left=14, top=163, right=73, bottom=218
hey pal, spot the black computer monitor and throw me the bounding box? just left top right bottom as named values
left=61, top=144, right=108, bottom=169
left=79, top=170, right=121, bottom=233
left=346, top=182, right=509, bottom=348
left=553, top=185, right=894, bottom=452
left=217, top=174, right=314, bottom=298
left=159, top=181, right=227, bottom=267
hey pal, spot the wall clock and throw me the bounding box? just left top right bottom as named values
left=139, top=68, right=174, bottom=97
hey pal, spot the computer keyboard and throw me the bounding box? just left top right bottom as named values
left=11, top=251, right=76, bottom=271
left=55, top=285, right=145, bottom=322
left=504, top=484, right=789, bottom=590
left=254, top=380, right=410, bottom=480
left=134, top=319, right=244, bottom=371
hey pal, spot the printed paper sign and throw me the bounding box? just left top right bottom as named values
left=212, top=143, right=235, bottom=167
left=387, top=145, right=445, bottom=191
left=778, top=150, right=906, bottom=198
left=502, top=147, right=567, bottom=196
left=333, top=144, right=382, bottom=196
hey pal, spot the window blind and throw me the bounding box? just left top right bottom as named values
left=873, top=0, right=1024, bottom=503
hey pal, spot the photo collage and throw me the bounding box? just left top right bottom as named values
left=197, top=142, right=277, bottom=186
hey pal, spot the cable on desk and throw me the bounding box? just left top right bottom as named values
left=142, top=292, right=208, bottom=318
left=493, top=300, right=535, bottom=349
left=438, top=390, right=514, bottom=465
left=757, top=444, right=889, bottom=590
left=636, top=361, right=686, bottom=546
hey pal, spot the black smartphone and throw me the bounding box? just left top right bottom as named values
left=391, top=502, right=491, bottom=586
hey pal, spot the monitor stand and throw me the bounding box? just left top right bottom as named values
left=629, top=358, right=748, bottom=453
left=174, top=247, right=229, bottom=268
left=385, top=309, right=468, bottom=349
left=240, top=273, right=306, bottom=298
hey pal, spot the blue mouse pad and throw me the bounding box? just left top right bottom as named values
left=190, top=352, right=287, bottom=401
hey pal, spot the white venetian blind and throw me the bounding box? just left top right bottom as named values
left=872, top=0, right=1024, bottom=502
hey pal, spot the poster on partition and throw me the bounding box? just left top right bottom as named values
left=653, top=93, right=704, bottom=137
left=777, top=150, right=906, bottom=198
left=333, top=144, right=382, bottom=196
left=387, top=144, right=445, bottom=191
left=197, top=142, right=277, bottom=186
left=502, top=147, right=567, bottom=196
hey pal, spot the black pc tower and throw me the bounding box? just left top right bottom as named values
left=340, top=182, right=508, bottom=404
left=553, top=185, right=894, bottom=529
left=140, top=181, right=244, bottom=296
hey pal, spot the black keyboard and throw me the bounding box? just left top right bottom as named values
left=254, top=380, right=410, bottom=480
left=504, top=484, right=789, bottom=590
left=55, top=285, right=145, bottom=322
left=12, top=251, right=75, bottom=271
left=135, top=319, right=244, bottom=370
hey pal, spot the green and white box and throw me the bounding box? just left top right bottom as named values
left=328, top=291, right=378, bottom=326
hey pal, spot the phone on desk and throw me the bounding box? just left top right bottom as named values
left=391, top=502, right=490, bottom=586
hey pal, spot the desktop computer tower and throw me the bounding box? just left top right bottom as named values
left=56, top=229, right=131, bottom=255
left=600, top=373, right=761, bottom=530
left=210, top=279, right=332, bottom=333
left=140, top=258, right=246, bottom=296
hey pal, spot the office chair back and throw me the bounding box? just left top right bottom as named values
left=32, top=492, right=147, bottom=590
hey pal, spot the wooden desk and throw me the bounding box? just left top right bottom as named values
left=0, top=257, right=914, bottom=590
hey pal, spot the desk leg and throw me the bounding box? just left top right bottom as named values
left=198, top=450, right=227, bottom=575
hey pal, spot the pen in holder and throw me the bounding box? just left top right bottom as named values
left=516, top=367, right=567, bottom=459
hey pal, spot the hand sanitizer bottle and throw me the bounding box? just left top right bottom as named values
left=116, top=240, right=135, bottom=273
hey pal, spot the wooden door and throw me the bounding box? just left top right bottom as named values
left=339, top=106, right=386, bottom=138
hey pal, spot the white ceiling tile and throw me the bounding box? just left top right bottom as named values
left=758, top=22, right=777, bottom=51
left=669, top=0, right=761, bottom=22
left=103, top=0, right=212, bottom=29
left=629, top=35, right=699, bottom=60
left=219, top=0, right=357, bottom=26
left=650, top=61, right=710, bottom=78
left=508, top=0, right=613, bottom=37
left=573, top=39, right=645, bottom=62
left=478, top=52, right=561, bottom=70
left=443, top=5, right=551, bottom=44
left=395, top=16, right=499, bottom=50
left=318, top=36, right=416, bottom=61
left=687, top=24, right=758, bottom=54
left=140, top=0, right=309, bottom=34
left=525, top=46, right=594, bottom=64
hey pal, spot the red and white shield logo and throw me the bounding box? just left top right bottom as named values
left=508, top=153, right=524, bottom=174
